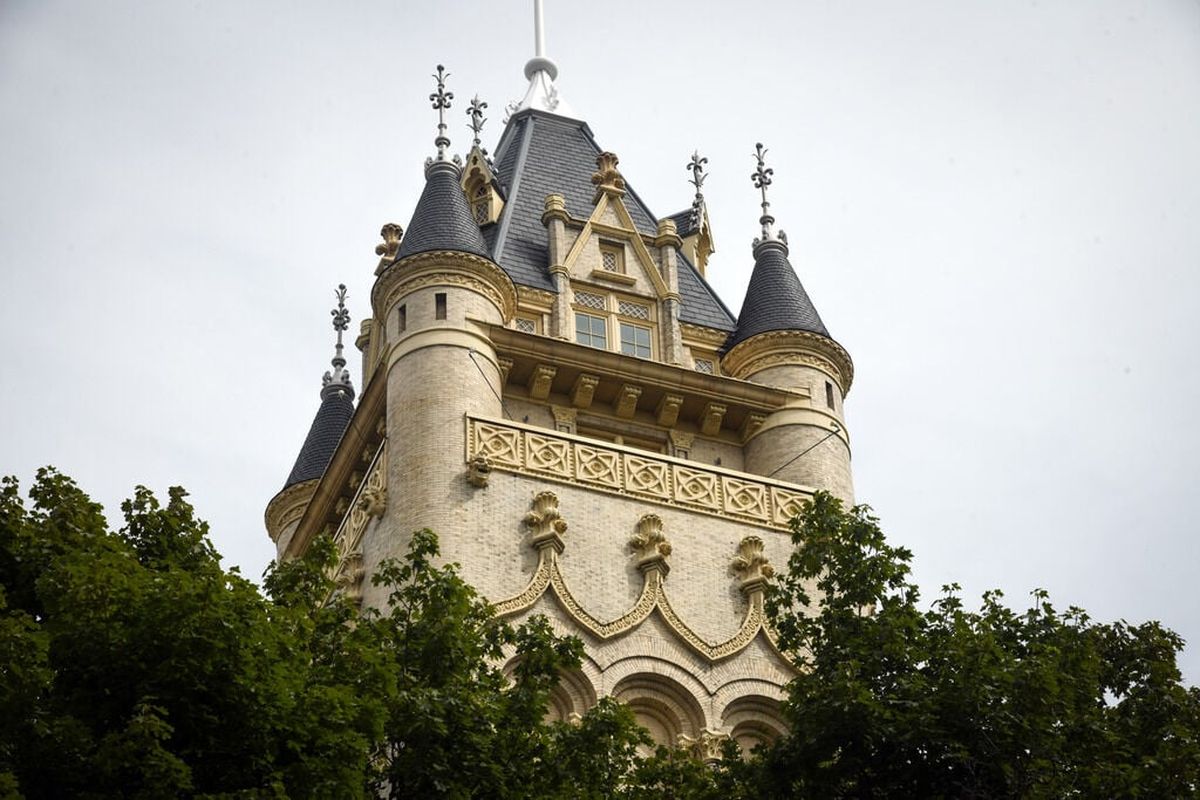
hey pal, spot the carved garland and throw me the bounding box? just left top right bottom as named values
left=492, top=493, right=785, bottom=664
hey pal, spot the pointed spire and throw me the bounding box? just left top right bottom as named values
left=726, top=147, right=828, bottom=350
left=283, top=284, right=357, bottom=488
left=510, top=0, right=578, bottom=120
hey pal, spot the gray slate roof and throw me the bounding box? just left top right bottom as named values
left=725, top=239, right=830, bottom=351
left=667, top=207, right=699, bottom=239
left=489, top=110, right=735, bottom=331
left=284, top=388, right=355, bottom=488
left=397, top=160, right=491, bottom=261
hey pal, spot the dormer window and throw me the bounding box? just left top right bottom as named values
left=472, top=185, right=489, bottom=225
left=600, top=242, right=623, bottom=273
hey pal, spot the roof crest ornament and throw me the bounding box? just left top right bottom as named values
left=751, top=143, right=787, bottom=248
left=467, top=95, right=488, bottom=150
left=687, top=150, right=708, bottom=228
left=429, top=64, right=460, bottom=166
left=322, top=284, right=354, bottom=398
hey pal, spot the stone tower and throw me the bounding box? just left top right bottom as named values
left=266, top=43, right=854, bottom=756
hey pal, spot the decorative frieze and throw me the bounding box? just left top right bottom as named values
left=466, top=415, right=811, bottom=530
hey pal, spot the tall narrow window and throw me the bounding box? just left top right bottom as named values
left=619, top=322, right=652, bottom=358
left=398, top=304, right=407, bottom=332
left=575, top=312, right=607, bottom=349
left=435, top=293, right=447, bottom=320
left=825, top=381, right=835, bottom=409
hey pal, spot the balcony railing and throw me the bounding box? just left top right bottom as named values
left=466, top=415, right=812, bottom=531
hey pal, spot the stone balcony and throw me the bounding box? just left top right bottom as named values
left=466, top=414, right=814, bottom=531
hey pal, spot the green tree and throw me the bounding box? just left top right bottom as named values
left=763, top=491, right=1200, bottom=799
left=0, top=468, right=718, bottom=798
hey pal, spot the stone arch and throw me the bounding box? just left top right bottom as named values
left=611, top=672, right=707, bottom=750
left=720, top=694, right=786, bottom=754
left=545, top=667, right=598, bottom=723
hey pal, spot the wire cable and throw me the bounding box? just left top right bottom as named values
left=765, top=423, right=841, bottom=479
left=467, top=349, right=515, bottom=420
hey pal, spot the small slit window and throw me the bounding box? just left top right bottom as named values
left=398, top=304, right=407, bottom=332
left=435, top=293, right=447, bottom=320
left=600, top=242, right=623, bottom=273
left=825, top=381, right=835, bottom=409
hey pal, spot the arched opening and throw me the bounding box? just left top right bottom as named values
left=721, top=695, right=785, bottom=756
left=612, top=673, right=706, bottom=754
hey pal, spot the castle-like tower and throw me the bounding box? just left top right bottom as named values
left=266, top=27, right=853, bottom=756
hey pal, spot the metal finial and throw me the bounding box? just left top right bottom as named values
left=467, top=95, right=488, bottom=149
left=430, top=65, right=454, bottom=160
left=751, top=143, right=775, bottom=241
left=323, top=284, right=353, bottom=396
left=687, top=150, right=709, bottom=194
left=330, top=283, right=350, bottom=364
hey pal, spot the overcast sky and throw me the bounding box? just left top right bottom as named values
left=3, top=0, right=1198, bottom=682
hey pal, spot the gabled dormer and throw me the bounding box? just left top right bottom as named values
left=460, top=146, right=504, bottom=226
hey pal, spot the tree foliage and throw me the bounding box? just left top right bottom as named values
left=0, top=469, right=723, bottom=798
left=764, top=491, right=1200, bottom=799
left=3, top=471, right=1197, bottom=798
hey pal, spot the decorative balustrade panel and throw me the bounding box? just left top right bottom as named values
left=468, top=416, right=810, bottom=531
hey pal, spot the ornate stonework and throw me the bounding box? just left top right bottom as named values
left=330, top=443, right=386, bottom=606
left=492, top=492, right=784, bottom=664
left=373, top=250, right=517, bottom=323
left=466, top=415, right=813, bottom=530
left=722, top=328, right=855, bottom=393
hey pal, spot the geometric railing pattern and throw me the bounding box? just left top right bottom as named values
left=466, top=415, right=812, bottom=531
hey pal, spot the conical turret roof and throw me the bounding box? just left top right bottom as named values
left=726, top=238, right=829, bottom=350
left=396, top=159, right=491, bottom=261
left=284, top=383, right=355, bottom=488
left=282, top=284, right=357, bottom=489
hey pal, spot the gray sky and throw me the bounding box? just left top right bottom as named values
left=3, top=1, right=1199, bottom=682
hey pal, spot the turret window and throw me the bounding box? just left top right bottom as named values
left=435, top=293, right=447, bottom=320
left=825, top=381, right=835, bottom=410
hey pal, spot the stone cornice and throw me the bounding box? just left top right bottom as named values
left=680, top=322, right=731, bottom=348
left=264, top=479, right=318, bottom=543
left=722, top=329, right=855, bottom=395
left=371, top=249, right=517, bottom=323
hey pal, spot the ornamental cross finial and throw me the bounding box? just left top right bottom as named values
left=322, top=284, right=353, bottom=395
left=331, top=283, right=350, bottom=362
left=687, top=150, right=708, bottom=195
left=687, top=150, right=709, bottom=229
left=751, top=143, right=775, bottom=240
left=467, top=95, right=488, bottom=149
left=430, top=64, right=454, bottom=160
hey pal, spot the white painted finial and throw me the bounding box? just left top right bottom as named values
left=515, top=0, right=578, bottom=119
left=535, top=0, right=546, bottom=58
